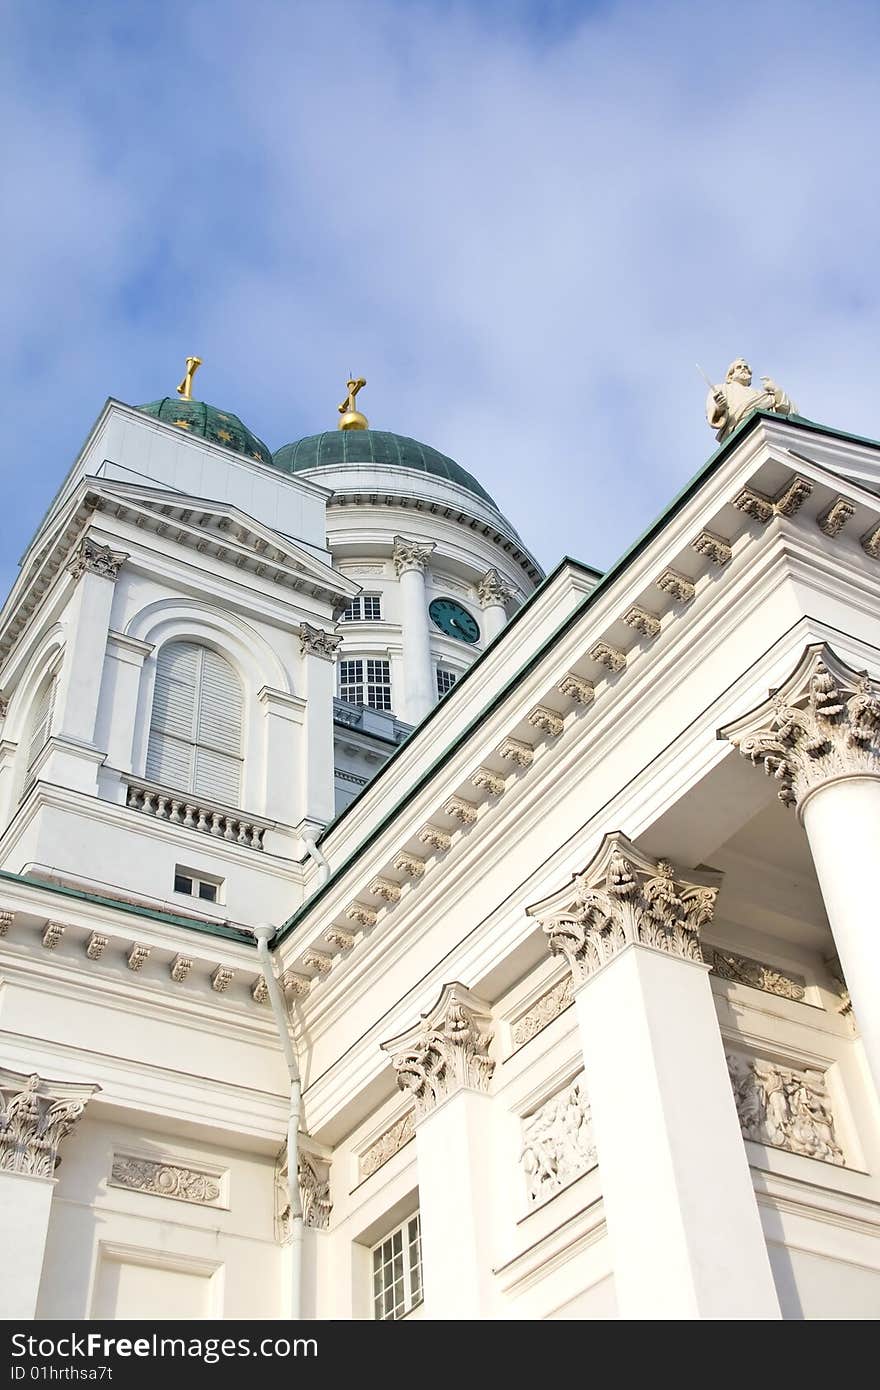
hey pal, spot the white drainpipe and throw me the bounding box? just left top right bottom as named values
left=253, top=923, right=305, bottom=1320
left=303, top=832, right=331, bottom=884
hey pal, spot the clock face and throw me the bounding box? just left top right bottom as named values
left=429, top=597, right=480, bottom=644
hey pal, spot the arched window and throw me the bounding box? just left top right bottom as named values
left=146, top=642, right=243, bottom=803
left=24, top=675, right=57, bottom=787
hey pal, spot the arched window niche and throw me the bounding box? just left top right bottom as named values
left=146, top=641, right=243, bottom=804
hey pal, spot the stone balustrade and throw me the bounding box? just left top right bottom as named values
left=125, top=778, right=270, bottom=850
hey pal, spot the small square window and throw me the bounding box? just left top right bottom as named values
left=174, top=867, right=222, bottom=904
left=436, top=668, right=458, bottom=698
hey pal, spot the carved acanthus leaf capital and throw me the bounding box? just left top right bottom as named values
left=526, top=832, right=720, bottom=986
left=0, top=1067, right=99, bottom=1177
left=720, top=644, right=880, bottom=814
left=276, top=1144, right=332, bottom=1238
left=67, top=536, right=128, bottom=582
left=381, top=982, right=494, bottom=1120
left=392, top=536, right=435, bottom=576
left=477, top=568, right=514, bottom=609
left=299, top=623, right=343, bottom=661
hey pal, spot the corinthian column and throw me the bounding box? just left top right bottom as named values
left=477, top=568, right=514, bottom=643
left=721, top=643, right=880, bottom=1099
left=381, top=983, right=495, bottom=1319
left=528, top=835, right=780, bottom=1320
left=0, top=1068, right=99, bottom=1318
left=392, top=536, right=435, bottom=726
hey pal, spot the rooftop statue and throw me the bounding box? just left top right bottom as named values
left=705, top=358, right=797, bottom=442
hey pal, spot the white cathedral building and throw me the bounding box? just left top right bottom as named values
left=1, top=359, right=880, bottom=1321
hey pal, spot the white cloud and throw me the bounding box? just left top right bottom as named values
left=1, top=0, right=879, bottom=589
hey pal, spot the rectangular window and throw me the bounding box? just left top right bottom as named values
left=372, top=1213, right=423, bottom=1320
left=436, top=668, right=458, bottom=698
left=338, top=658, right=392, bottom=712
left=174, top=867, right=222, bottom=904
left=341, top=594, right=382, bottom=623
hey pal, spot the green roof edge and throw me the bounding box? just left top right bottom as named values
left=0, top=869, right=256, bottom=946
left=274, top=408, right=879, bottom=947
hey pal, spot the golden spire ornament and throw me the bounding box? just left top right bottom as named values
left=337, top=375, right=368, bottom=431
left=176, top=355, right=203, bottom=400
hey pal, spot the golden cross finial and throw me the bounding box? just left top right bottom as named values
left=338, top=375, right=368, bottom=431
left=176, top=355, right=203, bottom=400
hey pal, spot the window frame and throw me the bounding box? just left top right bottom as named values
left=435, top=666, right=459, bottom=699
left=341, top=594, right=383, bottom=623
left=371, top=1212, right=423, bottom=1320
left=173, top=866, right=224, bottom=905
left=338, top=656, right=393, bottom=713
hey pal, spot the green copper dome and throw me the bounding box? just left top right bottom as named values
left=138, top=398, right=273, bottom=468
left=272, top=430, right=497, bottom=508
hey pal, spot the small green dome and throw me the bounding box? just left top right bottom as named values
left=138, top=398, right=272, bottom=468
left=272, top=430, right=497, bottom=508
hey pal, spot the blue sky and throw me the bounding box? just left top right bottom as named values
left=2, top=0, right=879, bottom=591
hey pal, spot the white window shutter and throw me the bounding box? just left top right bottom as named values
left=146, top=642, right=243, bottom=803
left=27, top=677, right=56, bottom=773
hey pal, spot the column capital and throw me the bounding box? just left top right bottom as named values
left=476, top=567, right=514, bottom=609
left=67, top=536, right=128, bottom=582
left=381, top=982, right=494, bottom=1120
left=720, top=643, right=880, bottom=815
left=527, top=832, right=720, bottom=987
left=299, top=623, right=343, bottom=661
left=275, top=1144, right=331, bottom=1239
left=392, top=535, right=435, bottom=576
left=0, top=1068, right=99, bottom=1176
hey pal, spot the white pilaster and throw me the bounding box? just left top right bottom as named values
left=259, top=686, right=307, bottom=826
left=477, top=568, right=514, bottom=644
left=382, top=983, right=496, bottom=1319
left=0, top=1068, right=98, bottom=1319
left=95, top=632, right=154, bottom=791
left=528, top=835, right=781, bottom=1321
left=53, top=538, right=127, bottom=748
left=722, top=644, right=880, bottom=1099
left=393, top=537, right=435, bottom=725
left=298, top=625, right=342, bottom=830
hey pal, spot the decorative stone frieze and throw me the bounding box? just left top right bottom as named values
left=726, top=1052, right=843, bottom=1165
left=325, top=927, right=356, bottom=951
left=497, top=737, right=534, bottom=767
left=394, top=851, right=426, bottom=878
left=67, top=536, right=128, bottom=581
left=0, top=910, right=13, bottom=937
left=299, top=623, right=343, bottom=660
left=589, top=641, right=626, bottom=672
left=656, top=570, right=695, bottom=604
left=733, top=487, right=774, bottom=523
left=557, top=673, right=595, bottom=704
left=477, top=568, right=514, bottom=608
left=276, top=1147, right=332, bottom=1237
left=774, top=476, right=812, bottom=517
left=211, top=966, right=234, bottom=993
left=109, top=1154, right=222, bottom=1205
left=170, top=955, right=192, bottom=983
left=85, top=933, right=108, bottom=961
left=708, top=947, right=805, bottom=1001
left=302, top=950, right=333, bottom=976
left=444, top=795, right=479, bottom=824
left=251, top=976, right=270, bottom=1004
left=42, top=923, right=64, bottom=950
left=392, top=536, right=435, bottom=576
left=527, top=832, right=719, bottom=987
left=528, top=706, right=564, bottom=737
left=817, top=498, right=855, bottom=538
left=692, top=530, right=732, bottom=566
left=419, top=825, right=452, bottom=852
left=0, top=1068, right=98, bottom=1176
left=370, top=877, right=402, bottom=902
left=521, top=1077, right=596, bottom=1205
left=861, top=523, right=880, bottom=559
left=360, top=1110, right=416, bottom=1179
left=470, top=766, right=506, bottom=795
left=623, top=606, right=661, bottom=639
left=345, top=903, right=378, bottom=929
left=381, top=983, right=494, bottom=1121
left=510, top=975, right=574, bottom=1049
left=720, top=644, right=880, bottom=813
left=281, top=970, right=311, bottom=999
left=127, top=944, right=150, bottom=972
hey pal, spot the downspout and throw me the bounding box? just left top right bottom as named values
left=253, top=922, right=305, bottom=1320
left=303, top=832, right=331, bottom=884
